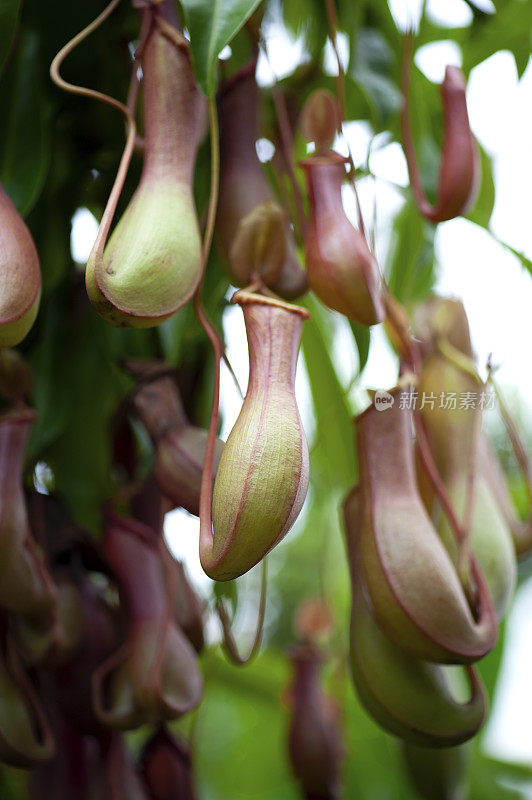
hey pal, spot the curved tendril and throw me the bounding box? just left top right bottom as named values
left=324, top=0, right=371, bottom=248
left=201, top=98, right=220, bottom=268
left=50, top=0, right=124, bottom=104
left=216, top=558, right=267, bottom=665
left=49, top=0, right=143, bottom=275
left=194, top=97, right=248, bottom=555
left=195, top=97, right=223, bottom=562
left=257, top=39, right=306, bottom=240
left=6, top=636, right=55, bottom=756
left=458, top=394, right=483, bottom=584
left=153, top=14, right=188, bottom=50
left=192, top=96, right=244, bottom=399
left=413, top=409, right=466, bottom=550
left=433, top=339, right=486, bottom=578
left=380, top=290, right=477, bottom=598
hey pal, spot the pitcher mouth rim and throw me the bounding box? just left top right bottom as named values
left=0, top=407, right=37, bottom=424
left=298, top=151, right=348, bottom=168
left=231, top=289, right=311, bottom=320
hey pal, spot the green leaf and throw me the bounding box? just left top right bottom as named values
left=386, top=200, right=436, bottom=305
left=280, top=0, right=328, bottom=58
left=195, top=649, right=300, bottom=799
left=158, top=305, right=192, bottom=365
left=180, top=0, right=262, bottom=96
left=350, top=28, right=402, bottom=128
left=461, top=0, right=532, bottom=79
left=498, top=240, right=532, bottom=280
left=0, top=31, right=50, bottom=215
left=0, top=0, right=21, bottom=76
left=349, top=320, right=371, bottom=375
left=467, top=144, right=495, bottom=229
left=477, top=619, right=505, bottom=701
left=470, top=752, right=532, bottom=800
left=301, top=296, right=357, bottom=490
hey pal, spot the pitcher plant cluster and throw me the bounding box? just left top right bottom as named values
left=0, top=0, right=529, bottom=798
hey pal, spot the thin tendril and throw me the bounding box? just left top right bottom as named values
left=400, top=29, right=434, bottom=218
left=201, top=98, right=220, bottom=267
left=216, top=558, right=267, bottom=665
left=195, top=97, right=223, bottom=567
left=388, top=305, right=476, bottom=596
left=458, top=395, right=482, bottom=585
left=258, top=39, right=306, bottom=239
left=324, top=0, right=370, bottom=246
left=50, top=0, right=142, bottom=276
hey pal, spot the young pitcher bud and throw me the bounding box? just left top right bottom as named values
left=86, top=10, right=204, bottom=327
left=51, top=575, right=119, bottom=737
left=140, top=726, right=197, bottom=800
left=93, top=512, right=203, bottom=729
left=356, top=389, right=497, bottom=664
left=0, top=409, right=56, bottom=620
left=28, top=717, right=95, bottom=800
left=287, top=644, right=344, bottom=800
left=0, top=184, right=41, bottom=347
left=343, top=488, right=487, bottom=747
left=229, top=200, right=287, bottom=285
left=481, top=435, right=532, bottom=558
left=300, top=90, right=340, bottom=154
left=90, top=733, right=148, bottom=800
left=131, top=374, right=224, bottom=517
left=402, top=63, right=479, bottom=223
left=13, top=577, right=83, bottom=668
left=417, top=353, right=517, bottom=619
left=201, top=292, right=309, bottom=581
left=300, top=154, right=384, bottom=325
left=0, top=349, right=33, bottom=402
left=413, top=296, right=517, bottom=619
left=0, top=626, right=54, bottom=767
left=217, top=63, right=307, bottom=299
left=411, top=295, right=474, bottom=360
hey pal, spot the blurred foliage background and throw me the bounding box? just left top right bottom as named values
left=2, top=0, right=532, bottom=796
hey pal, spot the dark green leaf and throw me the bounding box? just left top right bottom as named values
left=350, top=28, right=402, bottom=128
left=349, top=320, right=371, bottom=374
left=0, top=0, right=21, bottom=76
left=180, top=0, right=262, bottom=96
left=0, top=31, right=50, bottom=215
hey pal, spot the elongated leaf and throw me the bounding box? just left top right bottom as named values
left=386, top=200, right=436, bottom=304
left=467, top=143, right=495, bottom=229
left=0, top=0, right=21, bottom=76
left=0, top=31, right=50, bottom=215
left=350, top=28, right=402, bottom=128
left=302, top=296, right=357, bottom=489
left=349, top=320, right=371, bottom=375
left=180, top=0, right=262, bottom=96
left=499, top=240, right=532, bottom=279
